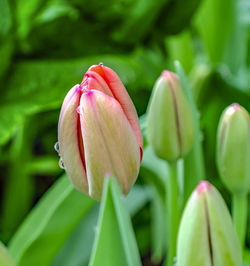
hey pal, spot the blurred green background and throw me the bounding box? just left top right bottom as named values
left=0, top=0, right=250, bottom=265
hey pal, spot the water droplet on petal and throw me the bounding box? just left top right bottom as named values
left=99, top=62, right=104, bottom=66
left=76, top=106, right=81, bottom=114
left=59, top=157, right=65, bottom=169
left=54, top=142, right=60, bottom=155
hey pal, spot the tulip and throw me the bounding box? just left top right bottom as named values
left=217, top=103, right=250, bottom=249
left=147, top=71, right=194, bottom=162
left=57, top=63, right=143, bottom=200
left=177, top=180, right=242, bottom=266
left=217, top=103, right=250, bottom=194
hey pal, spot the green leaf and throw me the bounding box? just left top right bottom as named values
left=52, top=184, right=150, bottom=266
left=244, top=249, right=250, bottom=266
left=0, top=242, right=16, bottom=266
left=0, top=0, right=12, bottom=37
left=8, top=175, right=95, bottom=266
left=141, top=145, right=167, bottom=189
left=89, top=178, right=142, bottom=266
left=194, top=0, right=247, bottom=74
left=112, top=0, right=167, bottom=44
left=150, top=186, right=165, bottom=263
left=157, top=0, right=201, bottom=34
left=51, top=205, right=99, bottom=266
left=0, top=0, right=14, bottom=79
left=174, top=61, right=205, bottom=202
left=166, top=30, right=194, bottom=74
left=125, top=185, right=151, bottom=216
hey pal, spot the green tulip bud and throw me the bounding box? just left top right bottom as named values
left=217, top=103, right=250, bottom=194
left=177, top=181, right=242, bottom=266
left=147, top=71, right=194, bottom=161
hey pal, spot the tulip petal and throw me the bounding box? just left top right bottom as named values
left=177, top=185, right=212, bottom=266
left=177, top=181, right=242, bottom=266
left=81, top=72, right=113, bottom=98
left=58, top=85, right=88, bottom=194
left=205, top=186, right=242, bottom=265
left=79, top=90, right=140, bottom=201
left=88, top=65, right=143, bottom=159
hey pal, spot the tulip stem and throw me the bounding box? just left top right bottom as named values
left=232, top=193, right=248, bottom=249
left=166, top=162, right=179, bottom=266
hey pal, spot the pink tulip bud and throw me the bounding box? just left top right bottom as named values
left=57, top=64, right=143, bottom=200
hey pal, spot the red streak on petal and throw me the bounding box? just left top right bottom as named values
left=140, top=148, right=143, bottom=162
left=77, top=92, right=87, bottom=174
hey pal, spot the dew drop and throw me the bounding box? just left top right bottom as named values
left=54, top=142, right=60, bottom=155
left=76, top=106, right=81, bottom=114
left=59, top=157, right=65, bottom=169
left=99, top=62, right=104, bottom=66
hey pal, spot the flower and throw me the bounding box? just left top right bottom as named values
left=217, top=103, right=250, bottom=194
left=57, top=63, right=143, bottom=200
left=177, top=181, right=242, bottom=266
left=147, top=71, right=194, bottom=161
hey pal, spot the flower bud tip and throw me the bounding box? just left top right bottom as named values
left=231, top=102, right=241, bottom=109
left=196, top=180, right=211, bottom=194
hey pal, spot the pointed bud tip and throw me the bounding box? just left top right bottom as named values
left=196, top=180, right=211, bottom=194
left=231, top=103, right=240, bottom=109
left=225, top=103, right=239, bottom=117
left=161, top=70, right=175, bottom=81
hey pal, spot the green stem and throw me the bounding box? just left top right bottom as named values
left=232, top=193, right=248, bottom=249
left=165, top=162, right=179, bottom=266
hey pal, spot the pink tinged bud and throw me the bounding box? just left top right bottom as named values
left=217, top=103, right=250, bottom=194
left=177, top=181, right=242, bottom=266
left=58, top=64, right=143, bottom=200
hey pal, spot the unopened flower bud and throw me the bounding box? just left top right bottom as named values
left=177, top=181, right=242, bottom=266
left=57, top=64, right=143, bottom=200
left=147, top=71, right=194, bottom=161
left=217, top=103, right=250, bottom=194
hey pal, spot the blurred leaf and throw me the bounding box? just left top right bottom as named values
left=0, top=242, right=16, bottom=266
left=112, top=0, right=167, bottom=44
left=125, top=185, right=151, bottom=216
left=166, top=31, right=194, bottom=74
left=150, top=186, right=165, bottom=263
left=157, top=0, right=201, bottom=34
left=89, top=178, right=141, bottom=266
left=194, top=0, right=234, bottom=64
left=194, top=0, right=247, bottom=75
left=51, top=205, right=99, bottom=266
left=0, top=0, right=14, bottom=79
left=0, top=120, right=36, bottom=242
left=244, top=249, right=250, bottom=266
left=25, top=155, right=61, bottom=176
left=34, top=1, right=79, bottom=25
left=141, top=146, right=167, bottom=189
left=174, top=61, right=205, bottom=202
left=0, top=36, right=14, bottom=80
left=16, top=0, right=49, bottom=39
left=9, top=175, right=95, bottom=266
left=0, top=0, right=12, bottom=37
